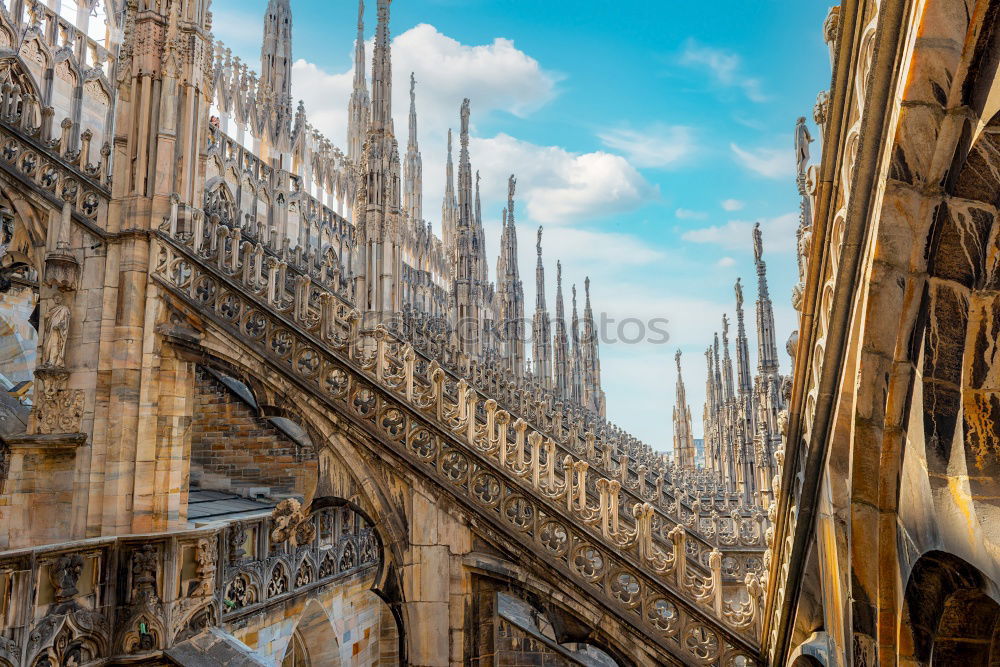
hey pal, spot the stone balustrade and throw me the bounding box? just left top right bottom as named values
left=0, top=501, right=377, bottom=665
left=151, top=220, right=765, bottom=660
left=173, top=209, right=769, bottom=559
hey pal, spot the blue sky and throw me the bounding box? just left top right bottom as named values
left=211, top=0, right=831, bottom=452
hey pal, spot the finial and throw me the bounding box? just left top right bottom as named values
left=447, top=128, right=452, bottom=153
left=675, top=349, right=682, bottom=372
left=753, top=222, right=763, bottom=263
left=735, top=277, right=744, bottom=309
left=410, top=72, right=415, bottom=101
left=357, top=0, right=365, bottom=33
left=585, top=276, right=590, bottom=297
left=557, top=260, right=562, bottom=287
left=537, top=226, right=543, bottom=257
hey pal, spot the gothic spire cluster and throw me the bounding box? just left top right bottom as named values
left=198, top=0, right=612, bottom=416
left=326, top=0, right=606, bottom=412
left=684, top=224, right=786, bottom=507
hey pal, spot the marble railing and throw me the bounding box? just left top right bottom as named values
left=0, top=93, right=111, bottom=198
left=174, top=209, right=767, bottom=559
left=0, top=503, right=377, bottom=665
left=152, top=222, right=764, bottom=663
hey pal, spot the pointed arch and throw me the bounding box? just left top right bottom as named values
left=281, top=599, right=342, bottom=667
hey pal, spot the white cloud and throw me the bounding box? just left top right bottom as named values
left=680, top=40, right=767, bottom=102
left=285, top=24, right=654, bottom=230
left=290, top=24, right=560, bottom=159
left=730, top=142, right=794, bottom=179
left=598, top=125, right=694, bottom=168
left=682, top=212, right=799, bottom=253
left=717, top=256, right=737, bottom=267
left=538, top=227, right=664, bottom=266
left=721, top=198, right=744, bottom=211
left=675, top=208, right=708, bottom=220
left=471, top=133, right=656, bottom=225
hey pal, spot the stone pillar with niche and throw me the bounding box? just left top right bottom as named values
left=30, top=201, right=83, bottom=436
left=1, top=201, right=85, bottom=549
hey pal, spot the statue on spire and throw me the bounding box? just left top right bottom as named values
left=537, top=226, right=543, bottom=256
left=460, top=98, right=470, bottom=146
left=795, top=116, right=813, bottom=177
left=753, top=222, right=763, bottom=264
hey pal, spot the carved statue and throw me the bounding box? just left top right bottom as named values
left=735, top=278, right=744, bottom=311
left=795, top=116, right=813, bottom=177
left=190, top=537, right=217, bottom=597
left=130, top=545, right=159, bottom=604
left=269, top=498, right=317, bottom=547
left=752, top=222, right=763, bottom=265
left=41, top=292, right=70, bottom=368
left=49, top=553, right=84, bottom=603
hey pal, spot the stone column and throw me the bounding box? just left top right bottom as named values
left=400, top=488, right=473, bottom=666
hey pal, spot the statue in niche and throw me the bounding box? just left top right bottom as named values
left=41, top=292, right=70, bottom=368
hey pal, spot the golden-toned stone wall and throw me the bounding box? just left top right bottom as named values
left=229, top=566, right=391, bottom=665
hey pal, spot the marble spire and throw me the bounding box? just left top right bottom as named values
left=452, top=100, right=480, bottom=354
left=496, top=176, right=524, bottom=375
left=705, top=346, right=717, bottom=413
left=474, top=170, right=488, bottom=285
left=260, top=0, right=293, bottom=104
left=351, top=0, right=402, bottom=320
left=721, top=314, right=735, bottom=402
left=753, top=222, right=779, bottom=374
left=346, top=0, right=370, bottom=163
left=581, top=277, right=605, bottom=416
left=403, top=72, right=422, bottom=225
left=553, top=261, right=570, bottom=398
left=370, top=0, right=392, bottom=132
left=734, top=278, right=753, bottom=395
left=532, top=227, right=552, bottom=387
left=570, top=284, right=583, bottom=404
left=673, top=350, right=696, bottom=468
left=441, top=129, right=458, bottom=259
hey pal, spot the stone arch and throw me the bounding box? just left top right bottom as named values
left=0, top=185, right=44, bottom=399
left=204, top=178, right=237, bottom=226
left=165, top=331, right=411, bottom=655
left=804, top=0, right=1000, bottom=661
left=0, top=54, right=45, bottom=122
left=899, top=551, right=1000, bottom=664
left=188, top=361, right=318, bottom=500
